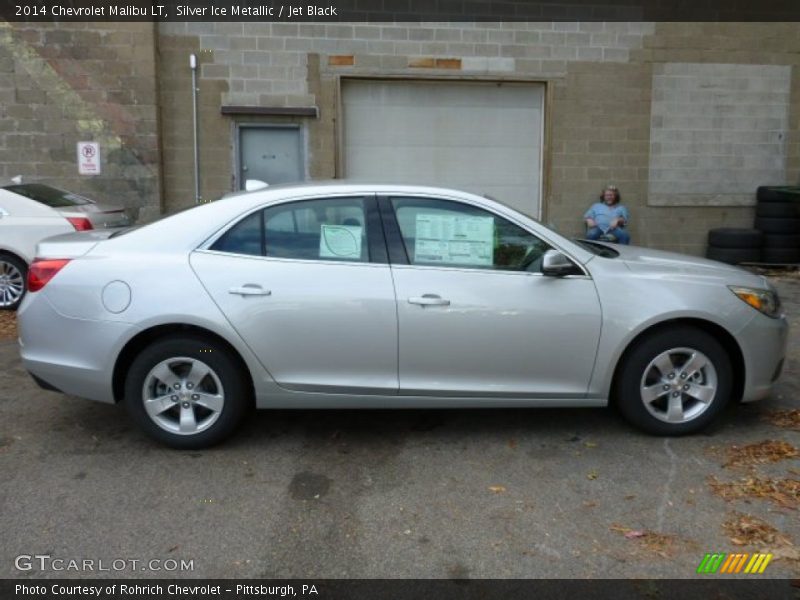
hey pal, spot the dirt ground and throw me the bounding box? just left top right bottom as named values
left=0, top=272, right=798, bottom=579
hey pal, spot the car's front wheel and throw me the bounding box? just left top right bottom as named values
left=0, top=253, right=27, bottom=310
left=616, top=326, right=732, bottom=435
left=124, top=336, right=250, bottom=448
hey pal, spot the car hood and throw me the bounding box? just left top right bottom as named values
left=611, top=244, right=768, bottom=288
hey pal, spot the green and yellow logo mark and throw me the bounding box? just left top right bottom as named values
left=697, top=552, right=772, bottom=574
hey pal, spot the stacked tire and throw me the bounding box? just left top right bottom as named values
left=755, top=186, right=800, bottom=264
left=706, top=228, right=763, bottom=265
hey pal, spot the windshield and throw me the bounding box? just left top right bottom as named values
left=573, top=239, right=620, bottom=258
left=4, top=183, right=94, bottom=207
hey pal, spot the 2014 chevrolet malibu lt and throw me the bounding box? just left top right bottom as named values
left=17, top=184, right=788, bottom=448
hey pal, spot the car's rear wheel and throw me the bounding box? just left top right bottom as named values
left=616, top=327, right=732, bottom=435
left=0, top=253, right=27, bottom=310
left=124, top=336, right=250, bottom=448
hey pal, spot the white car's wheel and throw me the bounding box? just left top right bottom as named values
left=616, top=327, right=733, bottom=435
left=124, top=336, right=250, bottom=448
left=0, top=253, right=27, bottom=310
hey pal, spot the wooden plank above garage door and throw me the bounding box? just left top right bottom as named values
left=342, top=79, right=545, bottom=218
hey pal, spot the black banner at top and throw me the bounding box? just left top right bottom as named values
left=3, top=0, right=800, bottom=22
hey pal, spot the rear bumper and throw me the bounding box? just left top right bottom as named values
left=739, top=312, right=789, bottom=403
left=18, top=291, right=135, bottom=404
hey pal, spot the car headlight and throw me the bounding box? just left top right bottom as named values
left=729, top=286, right=781, bottom=318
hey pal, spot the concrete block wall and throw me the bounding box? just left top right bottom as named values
left=159, top=22, right=656, bottom=107
left=648, top=62, right=791, bottom=205
left=0, top=22, right=162, bottom=221
left=155, top=20, right=800, bottom=254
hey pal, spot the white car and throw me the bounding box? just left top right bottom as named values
left=0, top=183, right=129, bottom=309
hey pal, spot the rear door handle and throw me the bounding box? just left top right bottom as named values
left=408, top=294, right=450, bottom=306
left=229, top=284, right=271, bottom=297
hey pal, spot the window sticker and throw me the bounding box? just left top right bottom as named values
left=414, top=213, right=494, bottom=266
left=319, top=224, right=363, bottom=259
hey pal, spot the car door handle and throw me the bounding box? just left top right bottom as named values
left=408, top=294, right=450, bottom=306
left=229, top=285, right=271, bottom=297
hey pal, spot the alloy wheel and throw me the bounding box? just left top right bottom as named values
left=141, top=357, right=225, bottom=435
left=0, top=259, right=24, bottom=308
left=639, top=347, right=718, bottom=424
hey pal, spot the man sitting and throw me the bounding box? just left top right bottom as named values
left=583, top=185, right=630, bottom=245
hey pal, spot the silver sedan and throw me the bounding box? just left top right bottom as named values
left=17, top=184, right=789, bottom=448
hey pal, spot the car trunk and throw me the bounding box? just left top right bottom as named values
left=35, top=230, right=117, bottom=259
left=58, top=205, right=130, bottom=228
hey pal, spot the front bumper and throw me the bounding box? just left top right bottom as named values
left=739, top=311, right=789, bottom=403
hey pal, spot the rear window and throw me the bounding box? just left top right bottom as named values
left=3, top=183, right=93, bottom=207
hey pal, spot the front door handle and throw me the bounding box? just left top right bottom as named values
left=408, top=294, right=450, bottom=307
left=229, top=284, right=271, bottom=297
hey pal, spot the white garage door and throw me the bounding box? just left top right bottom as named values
left=342, top=79, right=545, bottom=217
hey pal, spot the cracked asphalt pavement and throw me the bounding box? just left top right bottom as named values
left=0, top=275, right=798, bottom=579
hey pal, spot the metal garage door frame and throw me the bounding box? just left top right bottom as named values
left=335, top=75, right=552, bottom=221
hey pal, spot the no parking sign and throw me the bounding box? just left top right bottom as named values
left=77, top=141, right=101, bottom=175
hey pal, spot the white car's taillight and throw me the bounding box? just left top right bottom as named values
left=66, top=217, right=93, bottom=231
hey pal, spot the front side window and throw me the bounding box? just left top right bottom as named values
left=211, top=197, right=370, bottom=263
left=391, top=197, right=549, bottom=272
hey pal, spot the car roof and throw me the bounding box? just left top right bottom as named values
left=222, top=180, right=486, bottom=201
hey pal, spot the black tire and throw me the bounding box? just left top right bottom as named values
left=754, top=217, right=800, bottom=235
left=757, top=186, right=800, bottom=203
left=615, top=326, right=732, bottom=436
left=761, top=247, right=800, bottom=264
left=124, top=335, right=250, bottom=449
left=763, top=234, right=800, bottom=249
left=706, top=246, right=761, bottom=265
left=707, top=228, right=763, bottom=249
left=0, top=253, right=28, bottom=311
left=756, top=201, right=800, bottom=219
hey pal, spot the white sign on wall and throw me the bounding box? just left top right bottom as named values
left=77, top=142, right=101, bottom=175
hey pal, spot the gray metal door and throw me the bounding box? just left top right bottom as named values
left=238, top=126, right=303, bottom=188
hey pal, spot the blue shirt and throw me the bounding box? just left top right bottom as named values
left=583, top=202, right=629, bottom=231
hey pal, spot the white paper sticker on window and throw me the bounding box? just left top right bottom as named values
left=319, top=224, right=362, bottom=259
left=414, top=213, right=494, bottom=266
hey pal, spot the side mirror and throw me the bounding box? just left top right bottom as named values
left=541, top=249, right=582, bottom=277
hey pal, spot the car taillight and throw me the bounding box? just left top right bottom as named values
left=66, top=217, right=93, bottom=231
left=27, top=259, right=71, bottom=292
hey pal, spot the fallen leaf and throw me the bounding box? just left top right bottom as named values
left=488, top=485, right=507, bottom=494
left=587, top=472, right=598, bottom=480
left=584, top=442, right=597, bottom=448
left=722, top=512, right=794, bottom=548
left=724, top=440, right=799, bottom=467
left=709, top=476, right=800, bottom=509
left=624, top=530, right=646, bottom=539
left=763, top=409, right=800, bottom=432
left=772, top=546, right=800, bottom=561
left=508, top=439, right=517, bottom=449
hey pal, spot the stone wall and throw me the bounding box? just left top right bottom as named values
left=5, top=21, right=795, bottom=256
left=154, top=21, right=800, bottom=255
left=0, top=22, right=162, bottom=222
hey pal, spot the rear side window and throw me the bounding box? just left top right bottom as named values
left=211, top=211, right=263, bottom=256
left=4, top=184, right=93, bottom=207
left=210, top=197, right=370, bottom=263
